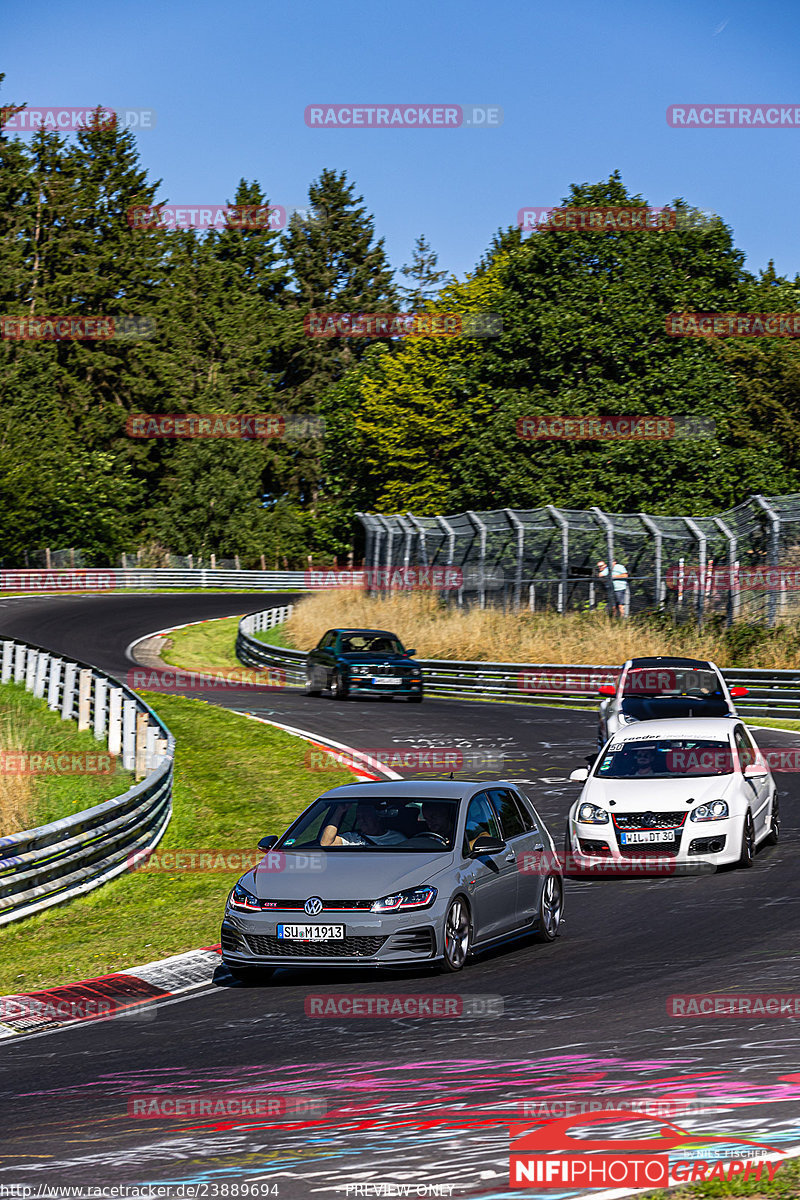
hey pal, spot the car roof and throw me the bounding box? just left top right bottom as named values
left=317, top=779, right=513, bottom=801
left=608, top=717, right=741, bottom=741
left=335, top=628, right=398, bottom=637
left=626, top=656, right=716, bottom=670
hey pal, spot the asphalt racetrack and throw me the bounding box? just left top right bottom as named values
left=1, top=593, right=800, bottom=1197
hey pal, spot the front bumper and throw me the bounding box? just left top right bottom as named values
left=347, top=676, right=422, bottom=697
left=566, top=816, right=740, bottom=873
left=221, top=909, right=441, bottom=968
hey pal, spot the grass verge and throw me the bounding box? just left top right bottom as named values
left=641, top=1153, right=799, bottom=1199
left=0, top=681, right=134, bottom=835
left=0, top=692, right=351, bottom=994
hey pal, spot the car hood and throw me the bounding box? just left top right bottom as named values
left=580, top=776, right=737, bottom=812
left=243, top=850, right=454, bottom=899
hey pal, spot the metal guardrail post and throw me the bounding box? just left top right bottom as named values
left=755, top=494, right=781, bottom=627
left=406, top=513, right=429, bottom=567
left=713, top=516, right=738, bottom=625
left=505, top=509, right=524, bottom=611
left=547, top=506, right=569, bottom=613
left=684, top=518, right=707, bottom=627
left=61, top=663, right=77, bottom=719
left=639, top=514, right=663, bottom=609
left=590, top=507, right=615, bottom=616
left=466, top=511, right=487, bottom=609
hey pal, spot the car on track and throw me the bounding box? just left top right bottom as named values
left=221, top=780, right=564, bottom=978
left=567, top=717, right=779, bottom=872
left=597, top=655, right=747, bottom=750
left=304, top=627, right=423, bottom=701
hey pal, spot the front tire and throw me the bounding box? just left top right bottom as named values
left=738, top=810, right=755, bottom=868
left=766, top=792, right=780, bottom=845
left=330, top=672, right=349, bottom=701
left=534, top=874, right=564, bottom=942
left=304, top=672, right=321, bottom=697
left=408, top=691, right=423, bottom=703
left=440, top=897, right=472, bottom=972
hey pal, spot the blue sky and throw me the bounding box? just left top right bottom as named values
left=4, top=0, right=799, bottom=285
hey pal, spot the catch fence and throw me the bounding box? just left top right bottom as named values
left=358, top=495, right=800, bottom=626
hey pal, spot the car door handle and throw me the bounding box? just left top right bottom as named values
left=532, top=843, right=545, bottom=852
left=505, top=852, right=516, bottom=863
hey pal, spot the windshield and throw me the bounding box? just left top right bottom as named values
left=597, top=739, right=734, bottom=779
left=623, top=666, right=722, bottom=698
left=278, top=797, right=459, bottom=850
left=338, top=633, right=404, bottom=655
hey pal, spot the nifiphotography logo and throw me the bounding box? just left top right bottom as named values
left=508, top=1109, right=784, bottom=1187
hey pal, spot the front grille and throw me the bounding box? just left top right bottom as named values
left=613, top=811, right=687, bottom=830
left=618, top=843, right=681, bottom=857
left=253, top=899, right=374, bottom=912
left=244, top=934, right=388, bottom=958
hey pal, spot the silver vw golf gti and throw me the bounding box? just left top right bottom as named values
left=221, top=780, right=564, bottom=978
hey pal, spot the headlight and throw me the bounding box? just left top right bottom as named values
left=617, top=714, right=639, bottom=726
left=577, top=802, right=609, bottom=825
left=228, top=882, right=261, bottom=911
left=690, top=800, right=729, bottom=822
left=351, top=665, right=370, bottom=675
left=371, top=886, right=437, bottom=913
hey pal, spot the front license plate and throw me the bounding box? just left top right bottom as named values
left=620, top=830, right=675, bottom=845
left=277, top=924, right=345, bottom=940
left=372, top=676, right=402, bottom=685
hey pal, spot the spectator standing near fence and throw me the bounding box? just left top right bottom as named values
left=597, top=559, right=629, bottom=617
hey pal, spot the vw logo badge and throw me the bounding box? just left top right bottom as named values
left=642, top=813, right=655, bottom=826
left=304, top=896, right=323, bottom=916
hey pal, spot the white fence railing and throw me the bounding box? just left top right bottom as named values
left=0, top=640, right=174, bottom=926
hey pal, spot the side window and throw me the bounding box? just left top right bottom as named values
left=463, top=792, right=502, bottom=855
left=318, top=630, right=334, bottom=649
left=488, top=788, right=530, bottom=838
left=734, top=727, right=755, bottom=769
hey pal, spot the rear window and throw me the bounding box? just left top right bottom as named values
left=623, top=667, right=722, bottom=698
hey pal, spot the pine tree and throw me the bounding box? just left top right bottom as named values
left=398, top=235, right=450, bottom=310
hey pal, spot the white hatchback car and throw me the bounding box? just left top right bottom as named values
left=567, top=718, right=779, bottom=871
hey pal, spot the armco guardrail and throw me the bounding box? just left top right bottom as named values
left=236, top=608, right=800, bottom=718
left=0, top=639, right=174, bottom=926
left=0, top=568, right=325, bottom=592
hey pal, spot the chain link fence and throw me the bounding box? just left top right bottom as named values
left=358, top=495, right=800, bottom=626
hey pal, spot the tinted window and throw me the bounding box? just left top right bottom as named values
left=278, top=797, right=458, bottom=851
left=489, top=788, right=531, bottom=838
left=464, top=793, right=502, bottom=853
left=622, top=666, right=722, bottom=697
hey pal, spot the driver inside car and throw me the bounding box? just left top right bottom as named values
left=320, top=801, right=406, bottom=847
left=420, top=801, right=453, bottom=843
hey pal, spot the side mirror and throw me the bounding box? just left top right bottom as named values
left=598, top=684, right=616, bottom=697
left=730, top=686, right=748, bottom=698
left=258, top=835, right=278, bottom=852
left=406, top=648, right=417, bottom=657
left=569, top=768, right=589, bottom=782
left=470, top=834, right=506, bottom=857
